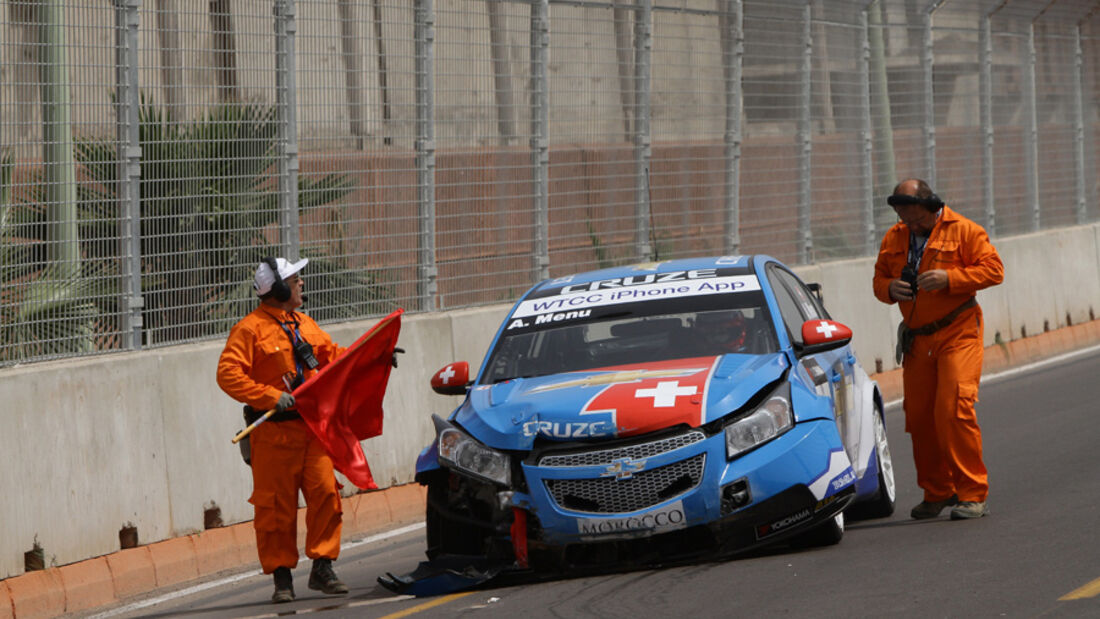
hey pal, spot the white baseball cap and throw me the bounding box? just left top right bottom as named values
left=253, top=257, right=309, bottom=296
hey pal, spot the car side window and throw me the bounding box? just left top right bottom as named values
left=776, top=269, right=828, bottom=321
left=767, top=268, right=809, bottom=347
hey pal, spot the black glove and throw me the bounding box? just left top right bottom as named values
left=392, top=347, right=405, bottom=368
left=275, top=392, right=295, bottom=412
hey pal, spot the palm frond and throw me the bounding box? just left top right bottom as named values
left=1, top=263, right=103, bottom=361
left=299, top=174, right=356, bottom=211
left=296, top=251, right=398, bottom=322
left=0, top=95, right=386, bottom=356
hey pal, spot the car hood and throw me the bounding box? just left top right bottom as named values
left=454, top=353, right=789, bottom=451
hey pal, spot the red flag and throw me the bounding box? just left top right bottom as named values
left=293, top=309, right=403, bottom=489
left=580, top=357, right=716, bottom=436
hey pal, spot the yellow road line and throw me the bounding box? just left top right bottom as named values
left=378, top=592, right=476, bottom=619
left=1060, top=576, right=1100, bottom=601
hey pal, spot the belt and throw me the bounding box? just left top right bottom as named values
left=267, top=410, right=301, bottom=422
left=243, top=406, right=301, bottom=425
left=908, top=297, right=978, bottom=337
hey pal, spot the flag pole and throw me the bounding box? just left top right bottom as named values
left=231, top=409, right=276, bottom=444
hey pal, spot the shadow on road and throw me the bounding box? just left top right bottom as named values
left=846, top=517, right=954, bottom=531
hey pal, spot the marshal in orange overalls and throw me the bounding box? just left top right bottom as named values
left=873, top=205, right=1004, bottom=504
left=217, top=304, right=346, bottom=574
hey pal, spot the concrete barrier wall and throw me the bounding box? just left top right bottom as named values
left=1, top=223, right=1097, bottom=579
left=806, top=224, right=1100, bottom=374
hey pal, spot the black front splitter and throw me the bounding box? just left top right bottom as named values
left=379, top=485, right=855, bottom=597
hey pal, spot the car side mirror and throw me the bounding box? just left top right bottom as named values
left=431, top=361, right=471, bottom=395
left=797, top=319, right=852, bottom=356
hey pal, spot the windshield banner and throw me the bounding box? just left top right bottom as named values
left=512, top=274, right=761, bottom=319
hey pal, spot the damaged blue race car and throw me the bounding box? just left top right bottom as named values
left=381, top=255, right=895, bottom=594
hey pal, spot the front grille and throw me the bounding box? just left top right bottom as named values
left=545, top=453, right=706, bottom=514
left=538, top=430, right=705, bottom=468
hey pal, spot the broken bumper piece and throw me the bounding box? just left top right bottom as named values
left=377, top=554, right=527, bottom=597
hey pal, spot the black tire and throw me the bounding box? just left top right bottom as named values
left=424, top=478, right=489, bottom=559
left=849, top=404, right=897, bottom=520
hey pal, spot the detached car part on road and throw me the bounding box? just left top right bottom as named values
left=382, top=255, right=895, bottom=594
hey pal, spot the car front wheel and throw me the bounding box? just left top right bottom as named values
left=424, top=474, right=492, bottom=559
left=849, top=404, right=896, bottom=520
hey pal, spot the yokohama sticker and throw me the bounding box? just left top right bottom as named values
left=577, top=501, right=687, bottom=538
left=755, top=508, right=812, bottom=540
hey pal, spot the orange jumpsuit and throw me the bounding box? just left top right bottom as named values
left=217, top=304, right=346, bottom=574
left=873, top=206, right=1004, bottom=504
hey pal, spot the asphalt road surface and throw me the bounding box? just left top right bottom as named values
left=86, top=346, right=1100, bottom=619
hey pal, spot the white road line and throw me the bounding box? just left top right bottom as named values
left=884, top=343, right=1100, bottom=411
left=86, top=522, right=426, bottom=619
left=342, top=522, right=426, bottom=551
left=181, top=595, right=419, bottom=619
left=85, top=571, right=263, bottom=619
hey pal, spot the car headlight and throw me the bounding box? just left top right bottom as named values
left=724, top=391, right=793, bottom=459
left=438, top=427, right=512, bottom=486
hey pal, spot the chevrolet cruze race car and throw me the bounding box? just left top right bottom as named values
left=413, top=255, right=894, bottom=574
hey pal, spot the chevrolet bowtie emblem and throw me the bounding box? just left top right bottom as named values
left=602, top=457, right=646, bottom=480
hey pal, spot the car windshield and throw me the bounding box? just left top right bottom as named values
left=481, top=295, right=778, bottom=384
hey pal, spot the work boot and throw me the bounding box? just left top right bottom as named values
left=308, top=558, right=349, bottom=595
left=910, top=494, right=958, bottom=520
left=271, top=567, right=295, bottom=603
left=950, top=501, right=989, bottom=520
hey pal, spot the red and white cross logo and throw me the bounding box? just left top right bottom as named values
left=438, top=365, right=456, bottom=384
left=580, top=357, right=718, bottom=437
left=634, top=381, right=698, bottom=408
left=815, top=321, right=839, bottom=339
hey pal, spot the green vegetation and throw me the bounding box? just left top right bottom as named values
left=0, top=101, right=391, bottom=364
left=1, top=148, right=101, bottom=362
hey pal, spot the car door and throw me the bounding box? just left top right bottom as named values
left=766, top=265, right=859, bottom=460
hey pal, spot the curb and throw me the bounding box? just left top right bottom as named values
left=872, top=317, right=1100, bottom=403
left=2, top=320, right=1099, bottom=618
left=0, top=482, right=427, bottom=619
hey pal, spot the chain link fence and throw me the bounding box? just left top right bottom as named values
left=2, top=0, right=1099, bottom=365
